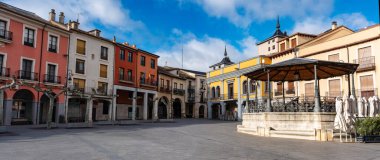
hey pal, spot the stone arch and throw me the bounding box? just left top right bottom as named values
left=39, top=94, right=58, bottom=124
left=158, top=96, right=169, bottom=119
left=199, top=105, right=205, bottom=118
left=12, top=89, right=35, bottom=124
left=173, top=98, right=182, bottom=119
left=211, top=103, right=221, bottom=119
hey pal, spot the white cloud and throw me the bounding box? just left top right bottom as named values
left=291, top=13, right=375, bottom=34
left=191, top=0, right=333, bottom=27
left=156, top=30, right=258, bottom=72
left=3, top=0, right=144, bottom=31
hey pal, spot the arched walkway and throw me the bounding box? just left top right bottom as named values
left=211, top=103, right=221, bottom=119
left=199, top=105, right=205, bottom=118
left=39, top=94, right=57, bottom=124
left=67, top=98, right=87, bottom=123
left=12, top=89, right=34, bottom=125
left=158, top=96, right=168, bottom=119
left=173, top=98, right=182, bottom=119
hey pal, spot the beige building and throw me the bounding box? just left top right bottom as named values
left=264, top=21, right=380, bottom=100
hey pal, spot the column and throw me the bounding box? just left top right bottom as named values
left=32, top=102, right=38, bottom=125
left=87, top=99, right=93, bottom=124
left=351, top=73, right=356, bottom=97
left=207, top=101, right=212, bottom=119
left=132, top=91, right=137, bottom=120
left=143, top=92, right=148, bottom=120
left=153, top=94, right=158, bottom=120
left=314, top=65, right=321, bottom=112
left=64, top=97, right=69, bottom=124
left=237, top=76, right=242, bottom=121
left=266, top=71, right=272, bottom=112
left=0, top=90, right=3, bottom=125
left=4, top=99, right=12, bottom=126
left=112, top=89, right=117, bottom=121
left=221, top=102, right=226, bottom=120
left=108, top=100, right=112, bottom=122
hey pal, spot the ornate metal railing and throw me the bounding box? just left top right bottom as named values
left=0, top=29, right=13, bottom=41
left=353, top=56, right=375, bottom=72
left=173, top=88, right=185, bottom=96
left=16, top=70, right=38, bottom=81
left=43, top=74, right=61, bottom=84
left=159, top=86, right=171, bottom=93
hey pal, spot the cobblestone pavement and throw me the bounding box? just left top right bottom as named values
left=0, top=119, right=379, bottom=160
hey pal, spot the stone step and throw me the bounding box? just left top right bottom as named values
left=237, top=125, right=257, bottom=135
left=269, top=130, right=316, bottom=140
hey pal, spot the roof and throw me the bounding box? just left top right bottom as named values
left=158, top=66, right=185, bottom=80
left=257, top=16, right=288, bottom=45
left=209, top=46, right=234, bottom=68
left=245, top=58, right=358, bottom=81
left=0, top=2, right=70, bottom=33
left=161, top=66, right=205, bottom=76
left=70, top=28, right=115, bottom=44
left=138, top=49, right=160, bottom=58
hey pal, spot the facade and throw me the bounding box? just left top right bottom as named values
left=207, top=48, right=271, bottom=121
left=0, top=3, right=70, bottom=125
left=257, top=17, right=288, bottom=55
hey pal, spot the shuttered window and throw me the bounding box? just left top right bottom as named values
left=73, top=78, right=85, bottom=90
left=100, top=64, right=107, bottom=78
left=305, top=82, right=314, bottom=97
left=360, top=75, right=374, bottom=90
left=291, top=38, right=297, bottom=48
left=358, top=46, right=371, bottom=58
left=328, top=54, right=339, bottom=62
left=76, top=39, right=86, bottom=55
left=280, top=43, right=285, bottom=52
left=328, top=79, right=340, bottom=97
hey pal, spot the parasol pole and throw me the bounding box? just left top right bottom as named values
left=314, top=64, right=321, bottom=112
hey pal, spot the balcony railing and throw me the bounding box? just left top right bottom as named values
left=0, top=67, right=10, bottom=77
left=119, top=75, right=134, bottom=83
left=0, top=29, right=13, bottom=42
left=188, top=96, right=195, bottom=102
left=325, top=91, right=344, bottom=98
left=23, top=38, right=34, bottom=47
left=43, top=74, right=61, bottom=84
left=48, top=44, right=57, bottom=53
left=353, top=56, right=375, bottom=72
left=140, top=78, right=157, bottom=87
left=71, top=86, right=112, bottom=96
left=173, top=88, right=185, bottom=96
left=356, top=88, right=377, bottom=99
left=16, top=70, right=38, bottom=81
left=159, top=86, right=171, bottom=94
left=220, top=93, right=238, bottom=100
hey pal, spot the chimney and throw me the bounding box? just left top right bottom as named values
left=132, top=44, right=136, bottom=48
left=88, top=29, right=101, bottom=37
left=49, top=9, right=56, bottom=21
left=331, top=21, right=337, bottom=30
left=68, top=20, right=79, bottom=29
left=59, top=12, right=65, bottom=24
left=123, top=42, right=129, bottom=46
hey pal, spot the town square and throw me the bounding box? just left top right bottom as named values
left=0, top=0, right=380, bottom=159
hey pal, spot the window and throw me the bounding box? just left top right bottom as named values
left=141, top=56, right=145, bottom=66
left=46, top=64, right=57, bottom=83
left=360, top=75, right=374, bottom=98
left=128, top=52, right=133, bottom=62
left=140, top=72, right=146, bottom=84
left=76, top=39, right=86, bottom=55
left=21, top=59, right=33, bottom=80
left=75, top=59, right=85, bottom=74
left=305, top=83, right=314, bottom=97
left=98, top=82, right=108, bottom=93
left=272, top=45, right=275, bottom=50
left=242, top=81, right=248, bottom=94
left=48, top=35, right=58, bottom=53
left=174, top=82, right=177, bottom=89
left=291, top=38, right=297, bottom=48
left=268, top=47, right=270, bottom=51
left=250, top=81, right=256, bottom=93
left=358, top=46, right=371, bottom=58
left=268, top=41, right=270, bottom=44
left=0, top=54, right=5, bottom=76
left=287, top=82, right=295, bottom=94
left=127, top=70, right=132, bottom=81
left=272, top=39, right=275, bottom=42
left=329, top=79, right=341, bottom=97
left=24, top=27, right=35, bottom=47
left=0, top=20, right=6, bottom=38
left=228, top=83, right=234, bottom=99
left=280, top=43, right=285, bottom=52
left=120, top=50, right=125, bottom=60
left=180, top=84, right=183, bottom=90
left=328, top=54, right=339, bottom=62
left=151, top=59, right=155, bottom=69
left=211, top=87, right=215, bottom=98
left=264, top=82, right=269, bottom=92
left=150, top=75, right=155, bottom=83
left=100, top=46, right=108, bottom=60
left=166, top=80, right=170, bottom=89
left=276, top=82, right=283, bottom=95
left=100, top=64, right=107, bottom=78
left=102, top=101, right=110, bottom=114
left=73, top=78, right=85, bottom=90
left=160, top=79, right=164, bottom=87
left=119, top=68, right=124, bottom=80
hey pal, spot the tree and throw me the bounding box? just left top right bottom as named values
left=0, top=78, right=16, bottom=126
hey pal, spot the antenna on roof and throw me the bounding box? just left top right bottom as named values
left=181, top=44, right=184, bottom=69
left=76, top=13, right=80, bottom=23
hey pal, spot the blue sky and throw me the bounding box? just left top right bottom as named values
left=3, top=0, right=378, bottom=71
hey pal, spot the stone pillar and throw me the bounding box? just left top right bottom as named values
left=0, top=90, right=3, bottom=126
left=351, top=73, right=356, bottom=97
left=87, top=99, right=93, bottom=124
left=221, top=102, right=226, bottom=120
left=64, top=97, right=69, bottom=124
left=36, top=102, right=40, bottom=124
left=132, top=91, right=137, bottom=120
left=237, top=76, right=242, bottom=121
left=143, top=92, right=148, bottom=120
left=32, top=102, right=38, bottom=125
left=207, top=102, right=212, bottom=119
left=4, top=100, right=12, bottom=126
left=266, top=71, right=272, bottom=112
left=112, top=89, right=117, bottom=121
left=108, top=100, right=112, bottom=122
left=314, top=65, right=321, bottom=112
left=56, top=103, right=64, bottom=123
left=153, top=94, right=158, bottom=120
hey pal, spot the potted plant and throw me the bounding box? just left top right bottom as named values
left=355, top=116, right=380, bottom=143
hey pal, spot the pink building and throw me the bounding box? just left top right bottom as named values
left=0, top=3, right=70, bottom=125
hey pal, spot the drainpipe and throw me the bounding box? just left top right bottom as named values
left=36, top=24, right=47, bottom=124
left=64, top=33, right=71, bottom=124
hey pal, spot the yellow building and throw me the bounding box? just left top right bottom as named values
left=206, top=47, right=271, bottom=120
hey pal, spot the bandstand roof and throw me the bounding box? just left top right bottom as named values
left=244, top=58, right=359, bottom=82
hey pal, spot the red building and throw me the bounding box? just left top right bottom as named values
left=0, top=3, right=70, bottom=125
left=113, top=44, right=159, bottom=121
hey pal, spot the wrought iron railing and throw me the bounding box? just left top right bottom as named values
left=0, top=67, right=10, bottom=77
left=353, top=56, right=375, bottom=72
left=356, top=88, right=377, bottom=99
left=23, top=38, right=34, bottom=47
left=48, top=44, right=57, bottom=53
left=43, top=74, right=61, bottom=84
left=159, top=85, right=171, bottom=93
left=140, top=78, right=157, bottom=87
left=0, top=29, right=13, bottom=41
left=325, top=91, right=344, bottom=98
left=17, top=70, right=38, bottom=81
left=220, top=93, right=238, bottom=100
left=173, top=88, right=185, bottom=96
left=286, top=89, right=295, bottom=94
left=119, top=75, right=134, bottom=83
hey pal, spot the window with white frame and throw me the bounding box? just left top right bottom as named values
left=48, top=35, right=58, bottom=53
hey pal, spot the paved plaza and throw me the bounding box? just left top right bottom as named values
left=0, top=119, right=379, bottom=160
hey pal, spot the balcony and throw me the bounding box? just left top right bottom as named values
left=0, top=29, right=12, bottom=43
left=188, top=96, right=195, bottom=103
left=0, top=67, right=10, bottom=77
left=119, top=75, right=134, bottom=84
left=43, top=74, right=61, bottom=84
left=220, top=93, right=238, bottom=101
left=353, top=56, right=375, bottom=72
left=356, top=88, right=377, bottom=99
left=159, top=86, right=171, bottom=94
left=23, top=38, right=34, bottom=47
left=173, top=88, right=185, bottom=96
left=91, top=87, right=112, bottom=96
left=325, top=91, right=343, bottom=98
left=209, top=96, right=221, bottom=102
left=140, top=78, right=157, bottom=87
left=16, top=70, right=38, bottom=81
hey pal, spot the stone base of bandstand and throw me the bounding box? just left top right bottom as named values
left=237, top=112, right=335, bottom=141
